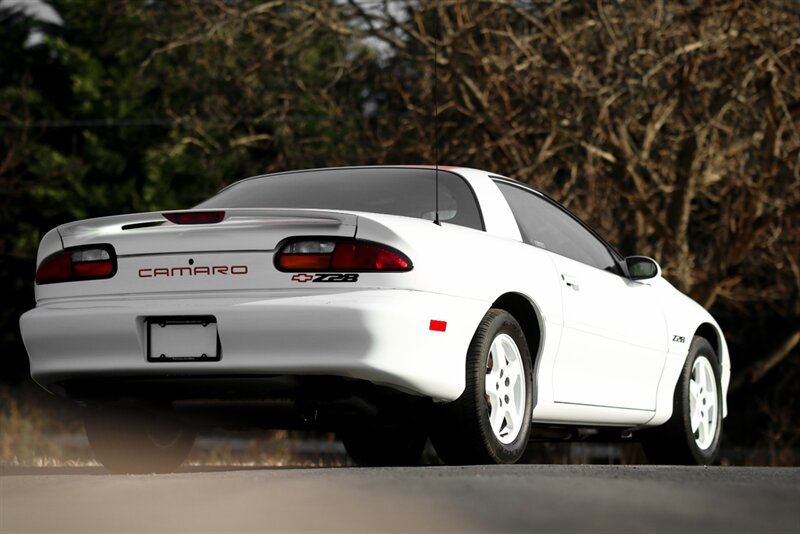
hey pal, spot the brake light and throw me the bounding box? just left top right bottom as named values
left=35, top=253, right=72, bottom=284
left=163, top=211, right=225, bottom=224
left=275, top=239, right=412, bottom=272
left=332, top=243, right=409, bottom=271
left=35, top=246, right=117, bottom=284
left=73, top=261, right=114, bottom=278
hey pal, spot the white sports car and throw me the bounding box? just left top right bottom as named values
left=20, top=166, right=729, bottom=472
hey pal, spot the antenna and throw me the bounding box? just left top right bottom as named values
left=433, top=9, right=441, bottom=226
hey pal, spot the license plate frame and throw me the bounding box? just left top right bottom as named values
left=146, top=316, right=221, bottom=362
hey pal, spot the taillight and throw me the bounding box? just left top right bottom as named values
left=331, top=242, right=410, bottom=271
left=163, top=211, right=225, bottom=224
left=275, top=239, right=412, bottom=272
left=35, top=246, right=117, bottom=284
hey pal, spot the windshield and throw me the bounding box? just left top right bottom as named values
left=197, top=167, right=484, bottom=231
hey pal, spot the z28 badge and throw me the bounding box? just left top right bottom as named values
left=291, top=273, right=359, bottom=283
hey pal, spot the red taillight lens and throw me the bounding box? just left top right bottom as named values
left=163, top=211, right=225, bottom=224
left=72, top=260, right=114, bottom=278
left=332, top=243, right=410, bottom=271
left=35, top=246, right=117, bottom=284
left=35, top=252, right=72, bottom=284
left=275, top=239, right=412, bottom=272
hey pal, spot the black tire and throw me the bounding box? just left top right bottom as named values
left=85, top=408, right=196, bottom=474
left=341, top=424, right=428, bottom=466
left=430, top=309, right=533, bottom=464
left=642, top=336, right=723, bottom=465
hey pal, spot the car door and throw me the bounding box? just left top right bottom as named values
left=495, top=181, right=668, bottom=411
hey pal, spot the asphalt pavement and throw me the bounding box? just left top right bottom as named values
left=1, top=464, right=798, bottom=533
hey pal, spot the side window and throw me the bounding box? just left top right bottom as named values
left=496, top=182, right=618, bottom=273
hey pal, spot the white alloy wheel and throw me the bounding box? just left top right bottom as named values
left=641, top=336, right=722, bottom=465
left=689, top=355, right=718, bottom=450
left=485, top=333, right=526, bottom=444
left=430, top=309, right=532, bottom=464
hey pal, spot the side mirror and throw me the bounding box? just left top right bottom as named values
left=626, top=256, right=661, bottom=281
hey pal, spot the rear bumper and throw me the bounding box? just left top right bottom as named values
left=20, top=289, right=488, bottom=402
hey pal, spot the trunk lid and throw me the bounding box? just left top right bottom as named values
left=38, top=209, right=359, bottom=300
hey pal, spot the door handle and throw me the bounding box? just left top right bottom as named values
left=562, top=274, right=580, bottom=291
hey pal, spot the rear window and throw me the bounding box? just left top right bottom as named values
left=197, top=168, right=484, bottom=231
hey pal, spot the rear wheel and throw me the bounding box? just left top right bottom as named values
left=341, top=424, right=427, bottom=466
left=85, top=408, right=195, bottom=474
left=642, top=336, right=722, bottom=465
left=430, top=309, right=533, bottom=464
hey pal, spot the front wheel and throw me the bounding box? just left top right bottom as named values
left=430, top=309, right=533, bottom=464
left=85, top=408, right=196, bottom=474
left=642, top=336, right=723, bottom=465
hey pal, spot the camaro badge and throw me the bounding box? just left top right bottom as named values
left=139, top=265, right=248, bottom=277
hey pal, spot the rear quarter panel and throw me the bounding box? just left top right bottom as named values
left=354, top=210, right=565, bottom=405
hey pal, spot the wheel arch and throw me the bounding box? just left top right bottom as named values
left=693, top=321, right=729, bottom=418
left=492, top=292, right=542, bottom=350
left=694, top=322, right=721, bottom=363
left=490, top=292, right=544, bottom=393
